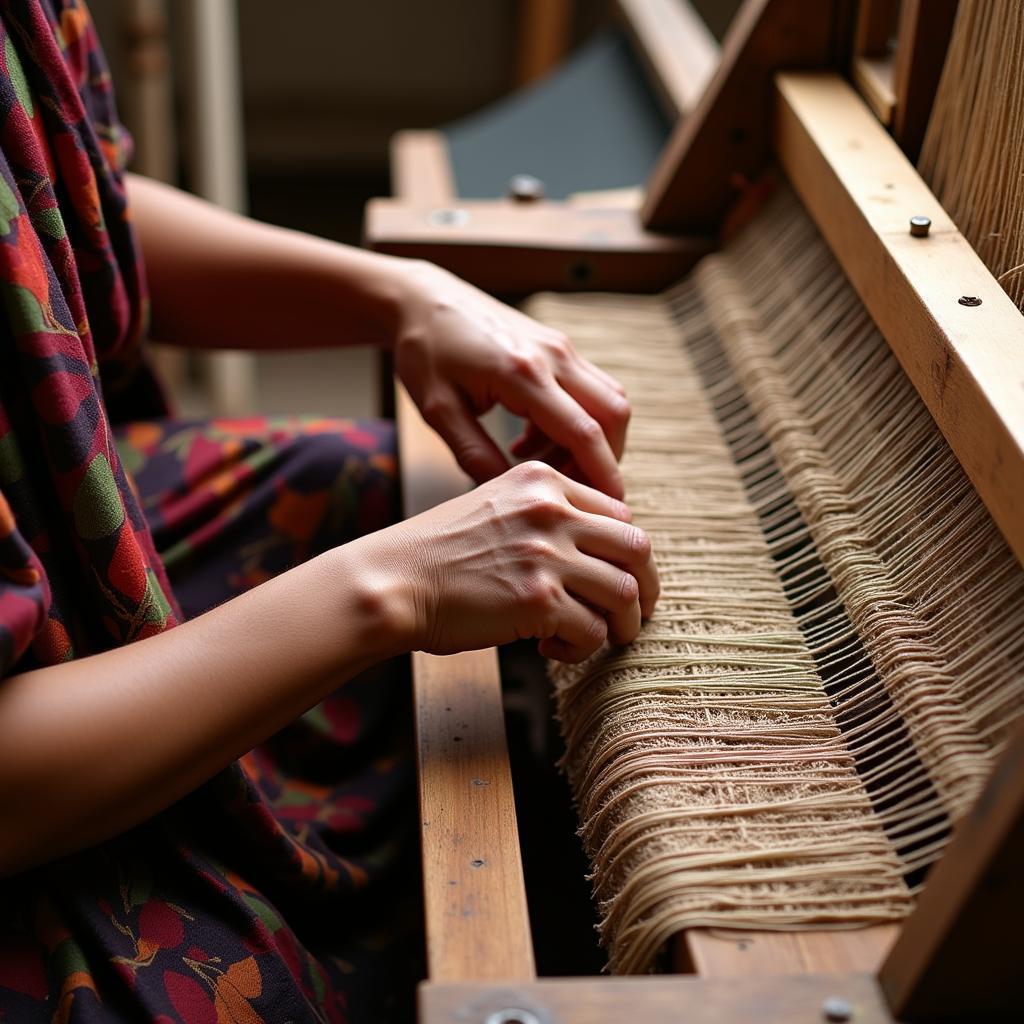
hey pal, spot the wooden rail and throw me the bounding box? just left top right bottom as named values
left=775, top=71, right=1024, bottom=569
left=397, top=385, right=535, bottom=983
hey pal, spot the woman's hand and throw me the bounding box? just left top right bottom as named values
left=356, top=461, right=659, bottom=663
left=395, top=262, right=631, bottom=499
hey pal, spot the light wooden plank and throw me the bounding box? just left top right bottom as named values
left=642, top=0, right=851, bottom=233
left=879, top=722, right=1024, bottom=1021
left=397, top=385, right=535, bottom=983
left=390, top=130, right=455, bottom=204
left=851, top=55, right=895, bottom=125
left=617, top=0, right=720, bottom=119
left=774, top=71, right=1024, bottom=569
left=365, top=199, right=712, bottom=295
left=420, top=973, right=896, bottom=1024
left=677, top=926, right=899, bottom=976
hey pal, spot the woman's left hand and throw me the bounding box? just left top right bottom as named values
left=394, top=261, right=631, bottom=499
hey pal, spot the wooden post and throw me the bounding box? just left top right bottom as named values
left=641, top=0, right=855, bottom=233
left=891, top=0, right=959, bottom=162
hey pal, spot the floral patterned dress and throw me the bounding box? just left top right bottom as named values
left=0, top=3, right=419, bottom=1021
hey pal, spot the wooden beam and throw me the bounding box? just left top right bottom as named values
left=641, top=0, right=854, bottom=233
left=420, top=973, right=896, bottom=1024
left=774, top=72, right=1024, bottom=569
left=397, top=385, right=535, bottom=983
left=390, top=130, right=455, bottom=204
left=891, top=0, right=959, bottom=162
left=878, top=723, right=1024, bottom=1021
left=677, top=926, right=899, bottom=976
left=365, top=199, right=712, bottom=296
left=616, top=0, right=720, bottom=119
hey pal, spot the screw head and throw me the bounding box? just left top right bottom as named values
left=958, top=295, right=983, bottom=306
left=909, top=215, right=931, bottom=237
left=822, top=996, right=853, bottom=1022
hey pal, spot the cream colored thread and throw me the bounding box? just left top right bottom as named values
left=530, top=191, right=1024, bottom=974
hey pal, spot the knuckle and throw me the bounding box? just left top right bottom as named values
left=609, top=394, right=631, bottom=426
left=513, top=459, right=555, bottom=484
left=508, top=350, right=548, bottom=383
left=545, top=332, right=572, bottom=363
left=627, top=526, right=651, bottom=558
left=586, top=616, right=608, bottom=647
left=522, top=493, right=567, bottom=525
left=573, top=415, right=602, bottom=444
left=617, top=572, right=639, bottom=605
left=419, top=395, right=449, bottom=427
left=519, top=574, right=560, bottom=612
left=515, top=536, right=556, bottom=567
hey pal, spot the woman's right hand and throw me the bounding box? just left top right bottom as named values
left=356, top=461, right=659, bottom=663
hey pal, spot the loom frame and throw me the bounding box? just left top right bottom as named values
left=366, top=2, right=1024, bottom=1020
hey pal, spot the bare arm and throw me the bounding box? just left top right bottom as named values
left=0, top=539, right=409, bottom=876
left=0, top=464, right=657, bottom=878
left=127, top=172, right=413, bottom=352
left=127, top=173, right=630, bottom=498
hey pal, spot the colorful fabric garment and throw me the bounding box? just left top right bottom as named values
left=0, top=3, right=419, bottom=1021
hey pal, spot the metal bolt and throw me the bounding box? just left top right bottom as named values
left=485, top=1009, right=541, bottom=1024
left=507, top=174, right=545, bottom=203
left=822, top=996, right=853, bottom=1022
left=909, top=215, right=931, bottom=237
left=958, top=295, right=983, bottom=306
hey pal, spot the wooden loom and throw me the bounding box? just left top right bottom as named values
left=363, top=2, right=1024, bottom=1021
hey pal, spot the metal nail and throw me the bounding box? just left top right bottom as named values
left=909, top=215, right=931, bottom=237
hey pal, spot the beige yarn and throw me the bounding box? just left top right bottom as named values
left=919, top=0, right=1024, bottom=308
left=531, top=191, right=1024, bottom=974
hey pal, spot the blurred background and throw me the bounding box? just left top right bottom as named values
left=87, top=0, right=737, bottom=421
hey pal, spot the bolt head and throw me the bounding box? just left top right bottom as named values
left=909, top=215, right=932, bottom=237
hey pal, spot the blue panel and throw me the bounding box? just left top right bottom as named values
left=444, top=29, right=672, bottom=200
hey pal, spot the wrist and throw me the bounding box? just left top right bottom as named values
left=319, top=533, right=423, bottom=661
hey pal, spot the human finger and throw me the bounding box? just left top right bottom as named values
left=537, top=594, right=608, bottom=663
left=420, top=391, right=510, bottom=482
left=573, top=513, right=659, bottom=618
left=557, top=364, right=631, bottom=459
left=505, top=375, right=623, bottom=499
left=560, top=476, right=633, bottom=523
left=565, top=555, right=641, bottom=646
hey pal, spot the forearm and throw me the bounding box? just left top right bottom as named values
left=127, top=172, right=417, bottom=352
left=0, top=539, right=411, bottom=876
